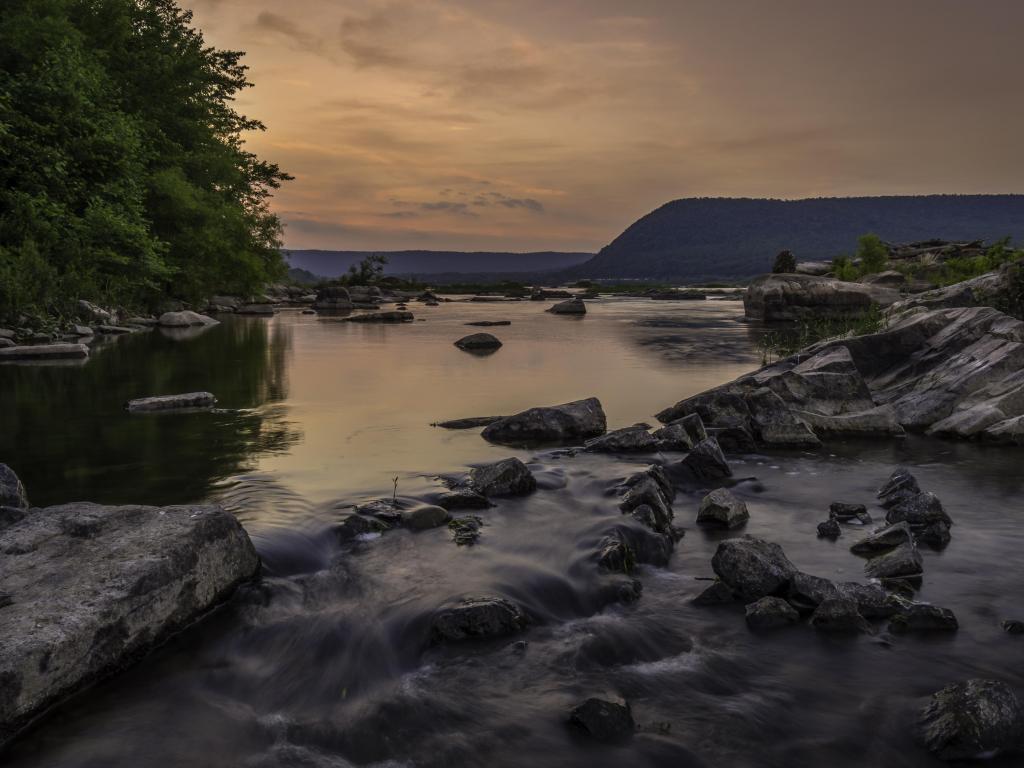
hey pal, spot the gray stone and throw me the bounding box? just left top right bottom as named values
left=448, top=516, right=483, bottom=546
left=236, top=304, right=276, bottom=315
left=746, top=387, right=820, bottom=446
left=125, top=392, right=217, bottom=412
left=454, top=333, right=502, bottom=351
left=885, top=492, right=952, bottom=530
left=850, top=522, right=913, bottom=555
left=1002, top=619, right=1024, bottom=635
left=0, top=343, right=89, bottom=361
left=830, top=502, right=872, bottom=525
left=743, top=273, right=900, bottom=323
left=0, top=502, right=259, bottom=748
left=430, top=596, right=528, bottom=642
left=435, top=489, right=492, bottom=511
left=0, top=339, right=13, bottom=349
left=917, top=679, right=1023, bottom=761
left=697, top=488, right=749, bottom=529
left=889, top=604, right=958, bottom=633
left=481, top=397, right=606, bottom=446
left=864, top=542, right=923, bottom=579
left=465, top=320, right=511, bottom=327
left=342, top=311, right=413, bottom=323
left=745, top=596, right=800, bottom=629
left=468, top=458, right=536, bottom=496
left=693, top=580, right=735, bottom=605
left=877, top=468, right=921, bottom=507
left=679, top=437, right=732, bottom=481
left=548, top=298, right=586, bottom=315
left=817, top=519, right=841, bottom=539
left=711, top=536, right=798, bottom=600
left=584, top=425, right=657, bottom=453
left=312, top=286, right=353, bottom=312
left=0, top=465, right=28, bottom=511
left=403, top=504, right=450, bottom=530
left=157, top=310, right=218, bottom=327
left=786, top=572, right=903, bottom=618
left=433, top=416, right=504, bottom=429
left=334, top=514, right=389, bottom=542
left=810, top=598, right=871, bottom=633
left=568, top=698, right=634, bottom=743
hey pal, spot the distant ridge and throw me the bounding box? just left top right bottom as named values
left=570, top=195, right=1024, bottom=282
left=283, top=249, right=592, bottom=278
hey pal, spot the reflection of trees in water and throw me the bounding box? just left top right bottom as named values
left=628, top=309, right=764, bottom=364
left=0, top=318, right=302, bottom=507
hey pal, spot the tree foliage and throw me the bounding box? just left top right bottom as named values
left=0, top=0, right=290, bottom=321
left=771, top=250, right=796, bottom=274
left=855, top=233, right=888, bottom=275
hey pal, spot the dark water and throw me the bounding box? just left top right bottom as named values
left=3, top=299, right=1024, bottom=767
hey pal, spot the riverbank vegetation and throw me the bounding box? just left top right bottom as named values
left=757, top=304, right=887, bottom=364
left=0, top=0, right=289, bottom=323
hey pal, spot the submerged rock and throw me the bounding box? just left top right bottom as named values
left=745, top=596, right=799, bottom=630
left=711, top=536, right=797, bottom=600
left=435, top=488, right=493, bottom=511
left=1002, top=620, right=1024, bottom=635
left=568, top=698, right=635, bottom=743
left=481, top=397, right=606, bottom=446
left=468, top=458, right=537, bottom=496
left=830, top=502, right=872, bottom=525
left=334, top=513, right=389, bottom=542
left=697, top=488, right=749, bottom=529
left=404, top=504, right=450, bottom=530
left=430, top=596, right=528, bottom=642
left=917, top=679, right=1023, bottom=761
left=0, top=500, right=259, bottom=748
left=343, top=311, right=413, bottom=323
left=889, top=604, right=958, bottom=633
left=433, top=416, right=504, bottom=429
left=465, top=320, right=511, bottom=327
left=679, top=437, right=732, bottom=481
left=125, top=392, right=217, bottom=412
left=810, top=598, right=871, bottom=633
left=454, top=332, right=502, bottom=351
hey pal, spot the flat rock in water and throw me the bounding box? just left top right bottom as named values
left=0, top=343, right=89, bottom=361
left=697, top=488, right=749, bottom=529
left=468, top=457, right=536, bottom=496
left=157, top=310, right=218, bottom=327
left=465, top=320, right=511, bottom=326
left=0, top=500, right=259, bottom=748
left=434, top=416, right=504, bottom=429
left=568, top=698, right=635, bottom=743
left=454, top=332, right=502, bottom=350
left=235, top=304, right=276, bottom=315
left=830, top=502, right=872, bottom=524
left=343, top=311, right=413, bottom=323
left=917, top=679, right=1023, bottom=761
left=711, top=536, right=797, bottom=600
left=430, top=596, right=528, bottom=642
left=481, top=397, right=606, bottom=446
left=125, top=392, right=217, bottom=412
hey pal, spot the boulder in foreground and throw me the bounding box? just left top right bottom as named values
left=125, top=392, right=217, bottom=412
left=711, top=536, right=797, bottom=600
left=917, top=679, right=1023, bottom=761
left=0, top=498, right=259, bottom=748
left=430, top=596, right=528, bottom=642
left=482, top=397, right=606, bottom=446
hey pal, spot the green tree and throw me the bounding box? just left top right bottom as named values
left=772, top=250, right=796, bottom=274
left=856, top=233, right=888, bottom=275
left=342, top=254, right=388, bottom=285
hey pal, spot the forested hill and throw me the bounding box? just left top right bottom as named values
left=284, top=250, right=592, bottom=278
left=571, top=196, right=1024, bottom=281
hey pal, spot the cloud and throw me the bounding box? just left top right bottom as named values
left=253, top=12, right=324, bottom=54
left=337, top=9, right=411, bottom=68
left=419, top=201, right=477, bottom=217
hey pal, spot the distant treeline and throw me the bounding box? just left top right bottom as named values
left=572, top=195, right=1024, bottom=282
left=0, top=0, right=289, bottom=322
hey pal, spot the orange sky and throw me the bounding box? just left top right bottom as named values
left=186, top=0, right=1024, bottom=252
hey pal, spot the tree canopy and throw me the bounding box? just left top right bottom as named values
left=0, top=0, right=290, bottom=322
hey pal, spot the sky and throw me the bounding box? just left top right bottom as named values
left=186, top=0, right=1024, bottom=253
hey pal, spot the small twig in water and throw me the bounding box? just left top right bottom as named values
left=392, top=476, right=399, bottom=501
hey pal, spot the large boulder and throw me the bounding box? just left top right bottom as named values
left=917, top=679, right=1023, bottom=761
left=429, top=596, right=528, bottom=642
left=711, top=536, right=798, bottom=600
left=157, top=310, right=218, bottom=327
left=481, top=397, right=606, bottom=446
left=467, top=458, right=536, bottom=496
left=0, top=501, right=259, bottom=748
left=743, top=273, right=900, bottom=322
left=548, top=297, right=587, bottom=315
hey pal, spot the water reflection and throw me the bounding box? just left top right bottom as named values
left=0, top=317, right=300, bottom=507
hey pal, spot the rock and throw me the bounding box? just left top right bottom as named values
left=0, top=465, right=28, bottom=511
left=618, top=467, right=674, bottom=533
left=697, top=488, right=749, bottom=529
left=693, top=580, right=736, bottom=605
left=334, top=514, right=389, bottom=542
left=864, top=542, right=923, bottom=579
left=885, top=492, right=952, bottom=530
left=435, top=489, right=492, bottom=511
left=648, top=289, right=706, bottom=300
left=707, top=423, right=759, bottom=452
left=434, top=416, right=504, bottom=429
left=0, top=501, right=259, bottom=748
left=312, top=286, right=353, bottom=312
left=0, top=338, right=14, bottom=349
left=157, top=310, right=218, bottom=327
left=404, top=504, right=450, bottom=530
left=653, top=413, right=706, bottom=451
left=830, top=502, right=872, bottom=525
left=745, top=596, right=800, bottom=629
left=481, top=397, right=606, bottom=446
left=0, top=343, right=89, bottom=361
left=746, top=387, right=820, bottom=446
left=76, top=299, right=112, bottom=323
left=1002, top=620, right=1024, bottom=635
left=236, top=304, right=276, bottom=315
left=454, top=333, right=502, bottom=351
left=342, top=311, right=413, bottom=323
left=465, top=320, right=511, bottom=327
left=817, top=519, right=841, bottom=539
left=0, top=328, right=14, bottom=339
left=794, top=260, right=833, bottom=276
left=599, top=524, right=674, bottom=570
left=70, top=324, right=94, bottom=337
left=430, top=596, right=528, bottom=642
left=786, top=572, right=903, bottom=618
left=96, top=325, right=139, bottom=334
left=889, top=604, right=958, bottom=633
left=878, top=468, right=921, bottom=508
left=917, top=679, right=1023, bottom=761
left=743, top=273, right=900, bottom=323
left=850, top=522, right=913, bottom=555
left=125, top=392, right=217, bottom=412
left=810, top=598, right=871, bottom=633
left=448, top=516, right=483, bottom=545
left=711, top=536, right=797, bottom=600
left=596, top=535, right=636, bottom=574
left=679, top=437, right=732, bottom=481
left=584, top=424, right=658, bottom=453
left=861, top=270, right=906, bottom=290
left=468, top=458, right=536, bottom=496
left=548, top=298, right=586, bottom=315
left=568, top=698, right=634, bottom=743
left=918, top=520, right=952, bottom=547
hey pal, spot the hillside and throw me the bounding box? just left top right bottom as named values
left=284, top=250, right=592, bottom=278
left=570, top=195, right=1024, bottom=282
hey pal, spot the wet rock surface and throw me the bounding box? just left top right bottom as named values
left=745, top=596, right=799, bottom=629
left=810, top=598, right=871, bottom=633
left=711, top=536, right=797, bottom=600
left=917, top=679, right=1023, bottom=761
left=430, top=596, right=529, bottom=642
left=467, top=458, right=537, bottom=496
left=697, top=488, right=749, bottom=529
left=481, top=397, right=607, bottom=446
left=125, top=392, right=217, bottom=412
left=567, top=698, right=635, bottom=743
left=454, top=333, right=503, bottom=351
left=743, top=273, right=901, bottom=323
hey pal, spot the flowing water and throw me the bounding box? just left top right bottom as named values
left=2, top=298, right=1024, bottom=767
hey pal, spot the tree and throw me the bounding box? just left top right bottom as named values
left=856, top=234, right=888, bottom=275
left=772, top=250, right=796, bottom=274
left=342, top=254, right=388, bottom=285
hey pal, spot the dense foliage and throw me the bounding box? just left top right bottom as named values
left=574, top=196, right=1024, bottom=282
left=0, top=0, right=290, bottom=322
left=771, top=250, right=796, bottom=274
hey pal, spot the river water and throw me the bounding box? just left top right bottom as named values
left=2, top=298, right=1023, bottom=767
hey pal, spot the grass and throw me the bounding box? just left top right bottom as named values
left=757, top=304, right=887, bottom=365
